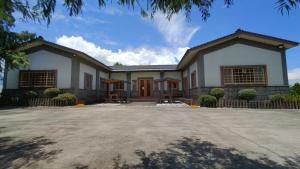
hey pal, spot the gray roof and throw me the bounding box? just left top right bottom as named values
left=110, top=65, right=178, bottom=72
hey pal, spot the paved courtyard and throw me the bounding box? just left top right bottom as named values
left=0, top=104, right=300, bottom=169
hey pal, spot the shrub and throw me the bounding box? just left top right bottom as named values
left=238, top=89, right=256, bottom=101
left=271, top=94, right=300, bottom=102
left=270, top=94, right=285, bottom=102
left=43, top=88, right=61, bottom=98
left=291, top=83, right=300, bottom=95
left=24, top=91, right=38, bottom=99
left=52, top=93, right=77, bottom=106
left=282, top=94, right=300, bottom=102
left=210, top=88, right=224, bottom=100
left=198, top=95, right=217, bottom=107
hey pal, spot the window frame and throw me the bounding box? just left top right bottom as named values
left=84, top=73, right=93, bottom=90
left=220, top=65, right=268, bottom=86
left=19, top=70, right=57, bottom=88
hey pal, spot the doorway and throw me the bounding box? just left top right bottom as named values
left=139, top=78, right=153, bottom=97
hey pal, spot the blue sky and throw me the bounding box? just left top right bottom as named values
left=12, top=0, right=300, bottom=83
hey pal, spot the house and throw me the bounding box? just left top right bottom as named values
left=2, top=29, right=299, bottom=102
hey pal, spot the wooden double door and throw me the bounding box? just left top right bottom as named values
left=139, top=78, right=152, bottom=97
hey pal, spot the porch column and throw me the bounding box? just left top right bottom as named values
left=126, top=72, right=131, bottom=97
left=281, top=49, right=289, bottom=86
left=71, top=56, right=80, bottom=94
left=96, top=70, right=100, bottom=100
left=197, top=54, right=205, bottom=95
left=187, top=66, right=190, bottom=97
left=160, top=71, right=164, bottom=91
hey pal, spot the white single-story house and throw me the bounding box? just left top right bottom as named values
left=3, top=29, right=299, bottom=102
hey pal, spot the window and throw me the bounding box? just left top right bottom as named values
left=19, top=70, right=56, bottom=88
left=221, top=65, right=267, bottom=85
left=191, top=71, right=196, bottom=88
left=113, top=81, right=124, bottom=90
left=84, top=73, right=93, bottom=90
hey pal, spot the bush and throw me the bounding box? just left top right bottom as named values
left=291, top=83, right=300, bottom=95
left=238, top=89, right=256, bottom=101
left=43, top=88, right=61, bottom=98
left=52, top=93, right=77, bottom=105
left=210, top=88, right=224, bottom=100
left=282, top=94, right=300, bottom=102
left=271, top=94, right=300, bottom=102
left=24, top=91, right=38, bottom=99
left=198, top=95, right=217, bottom=107
left=270, top=94, right=285, bottom=102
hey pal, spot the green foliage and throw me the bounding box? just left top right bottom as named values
left=238, top=89, right=257, bottom=101
left=43, top=88, right=61, bottom=98
left=113, top=62, right=124, bottom=66
left=0, top=28, right=38, bottom=71
left=270, top=94, right=285, bottom=102
left=271, top=94, right=300, bottom=102
left=209, top=88, right=224, bottom=100
left=24, top=91, right=38, bottom=98
left=282, top=94, right=300, bottom=102
left=52, top=93, right=77, bottom=105
left=2, top=0, right=298, bottom=29
left=198, top=95, right=217, bottom=107
left=291, top=83, right=300, bottom=95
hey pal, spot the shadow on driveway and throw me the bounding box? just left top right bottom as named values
left=0, top=134, right=62, bottom=169
left=112, top=137, right=300, bottom=169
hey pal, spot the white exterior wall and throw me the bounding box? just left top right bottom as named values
left=203, top=43, right=283, bottom=86
left=6, top=50, right=72, bottom=89
left=111, top=72, right=127, bottom=91
left=100, top=71, right=109, bottom=79
left=131, top=72, right=160, bottom=90
left=164, top=71, right=182, bottom=90
left=189, top=62, right=198, bottom=88
left=79, top=63, right=96, bottom=90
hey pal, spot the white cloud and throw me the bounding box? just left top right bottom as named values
left=56, top=35, right=187, bottom=66
left=288, top=68, right=300, bottom=84
left=53, top=12, right=107, bottom=24
left=152, top=12, right=200, bottom=47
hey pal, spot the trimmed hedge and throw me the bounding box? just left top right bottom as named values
left=238, top=89, right=256, bottom=101
left=52, top=93, right=77, bottom=106
left=24, top=91, right=38, bottom=98
left=270, top=94, right=285, bottom=102
left=210, top=88, right=224, bottom=100
left=198, top=95, right=217, bottom=107
left=271, top=94, right=300, bottom=102
left=43, top=88, right=61, bottom=98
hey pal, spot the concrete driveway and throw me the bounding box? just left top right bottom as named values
left=0, top=104, right=299, bottom=169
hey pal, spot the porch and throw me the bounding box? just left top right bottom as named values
left=103, top=77, right=183, bottom=103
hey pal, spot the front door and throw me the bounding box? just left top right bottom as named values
left=139, top=79, right=152, bottom=97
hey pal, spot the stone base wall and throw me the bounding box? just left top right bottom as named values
left=189, top=88, right=199, bottom=101
left=74, top=89, right=99, bottom=103
left=198, top=86, right=290, bottom=100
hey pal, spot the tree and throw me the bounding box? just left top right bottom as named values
left=0, top=29, right=38, bottom=72
left=1, top=0, right=299, bottom=28
left=113, top=62, right=124, bottom=66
